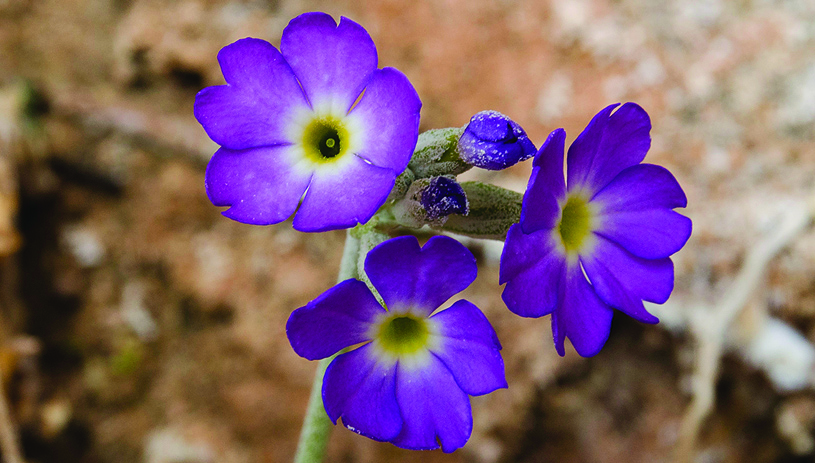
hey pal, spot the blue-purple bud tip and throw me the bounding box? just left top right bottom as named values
left=458, top=110, right=536, bottom=170
left=421, top=177, right=468, bottom=220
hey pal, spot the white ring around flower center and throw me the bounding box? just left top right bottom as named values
left=367, top=308, right=442, bottom=370
left=286, top=101, right=363, bottom=175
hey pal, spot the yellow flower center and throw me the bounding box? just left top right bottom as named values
left=557, top=194, right=594, bottom=256
left=375, top=313, right=430, bottom=357
left=302, top=115, right=350, bottom=163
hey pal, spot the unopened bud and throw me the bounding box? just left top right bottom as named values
left=391, top=176, right=468, bottom=228
left=458, top=111, right=536, bottom=170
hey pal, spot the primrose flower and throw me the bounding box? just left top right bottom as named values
left=458, top=110, right=536, bottom=170
left=195, top=12, right=421, bottom=232
left=500, top=103, right=691, bottom=357
left=287, top=236, right=506, bottom=451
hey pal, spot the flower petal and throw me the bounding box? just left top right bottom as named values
left=429, top=300, right=507, bottom=396
left=364, top=236, right=477, bottom=316
left=194, top=38, right=309, bottom=150
left=566, top=103, right=651, bottom=193
left=292, top=156, right=395, bottom=232
left=322, top=344, right=402, bottom=441
left=286, top=279, right=385, bottom=360
left=592, top=163, right=687, bottom=212
left=500, top=225, right=564, bottom=317
left=346, top=67, right=421, bottom=171
left=552, top=263, right=613, bottom=357
left=205, top=146, right=312, bottom=225
left=596, top=209, right=692, bottom=259
left=281, top=13, right=378, bottom=112
left=391, top=356, right=472, bottom=452
left=521, top=128, right=567, bottom=234
left=581, top=236, right=674, bottom=323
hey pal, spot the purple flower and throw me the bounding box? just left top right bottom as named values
left=458, top=110, right=536, bottom=170
left=195, top=13, right=421, bottom=232
left=500, top=103, right=692, bottom=357
left=287, top=236, right=506, bottom=451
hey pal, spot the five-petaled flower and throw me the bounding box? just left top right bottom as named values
left=195, top=12, right=421, bottom=232
left=500, top=103, right=692, bottom=357
left=286, top=236, right=507, bottom=452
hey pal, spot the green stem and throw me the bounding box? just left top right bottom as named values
left=355, top=229, right=390, bottom=304
left=293, top=231, right=360, bottom=463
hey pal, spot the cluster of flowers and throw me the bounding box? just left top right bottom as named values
left=195, top=12, right=691, bottom=453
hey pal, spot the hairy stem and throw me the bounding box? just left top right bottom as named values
left=293, top=231, right=360, bottom=463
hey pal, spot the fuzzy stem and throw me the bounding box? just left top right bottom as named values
left=355, top=229, right=390, bottom=305
left=293, top=231, right=360, bottom=463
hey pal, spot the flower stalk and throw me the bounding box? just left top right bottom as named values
left=293, top=231, right=360, bottom=463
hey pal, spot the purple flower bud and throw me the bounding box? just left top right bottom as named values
left=392, top=176, right=469, bottom=228
left=421, top=176, right=468, bottom=221
left=458, top=111, right=536, bottom=170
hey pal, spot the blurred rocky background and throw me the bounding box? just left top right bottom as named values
left=1, top=0, right=815, bottom=462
